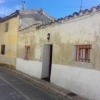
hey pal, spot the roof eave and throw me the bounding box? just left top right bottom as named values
left=0, top=10, right=19, bottom=23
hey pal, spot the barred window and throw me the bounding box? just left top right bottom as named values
left=24, top=46, right=30, bottom=60
left=1, top=45, right=5, bottom=55
left=75, top=45, right=91, bottom=63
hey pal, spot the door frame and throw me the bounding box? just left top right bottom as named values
left=48, top=44, right=53, bottom=79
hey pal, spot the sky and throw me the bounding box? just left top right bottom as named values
left=0, top=0, right=100, bottom=19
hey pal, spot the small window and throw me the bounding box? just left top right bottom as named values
left=5, top=22, right=9, bottom=32
left=1, top=45, right=5, bottom=55
left=75, top=45, right=91, bottom=63
left=24, top=46, right=30, bottom=60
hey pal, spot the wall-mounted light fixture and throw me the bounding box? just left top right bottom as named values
left=47, top=33, right=50, bottom=42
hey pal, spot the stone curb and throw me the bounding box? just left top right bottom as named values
left=0, top=67, right=89, bottom=100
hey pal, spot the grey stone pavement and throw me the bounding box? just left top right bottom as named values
left=0, top=67, right=89, bottom=100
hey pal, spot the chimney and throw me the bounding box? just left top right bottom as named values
left=22, top=1, right=25, bottom=10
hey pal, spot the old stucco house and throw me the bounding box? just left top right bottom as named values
left=17, top=4, right=100, bottom=100
left=0, top=11, right=19, bottom=67
left=1, top=4, right=100, bottom=100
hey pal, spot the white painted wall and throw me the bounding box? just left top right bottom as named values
left=16, top=58, right=42, bottom=78
left=16, top=58, right=100, bottom=100
left=51, top=64, right=100, bottom=100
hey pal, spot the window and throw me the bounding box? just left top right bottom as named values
left=1, top=45, right=5, bottom=55
left=24, top=46, right=30, bottom=60
left=75, top=45, right=91, bottom=63
left=5, top=22, right=9, bottom=32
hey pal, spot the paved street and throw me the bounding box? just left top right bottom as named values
left=0, top=68, right=67, bottom=100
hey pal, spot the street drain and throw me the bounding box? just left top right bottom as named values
left=67, top=92, right=77, bottom=97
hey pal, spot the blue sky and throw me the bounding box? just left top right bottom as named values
left=0, top=0, right=100, bottom=18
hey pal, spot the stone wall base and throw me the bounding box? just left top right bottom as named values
left=0, top=63, right=15, bottom=70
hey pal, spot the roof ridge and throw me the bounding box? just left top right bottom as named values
left=36, top=4, right=100, bottom=29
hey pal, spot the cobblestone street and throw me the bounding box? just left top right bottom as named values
left=0, top=68, right=68, bottom=100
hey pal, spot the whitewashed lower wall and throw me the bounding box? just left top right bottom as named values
left=16, top=58, right=100, bottom=100
left=16, top=58, right=42, bottom=78
left=51, top=64, right=100, bottom=100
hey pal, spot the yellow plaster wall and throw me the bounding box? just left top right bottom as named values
left=0, top=16, right=19, bottom=66
left=18, top=11, right=100, bottom=70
